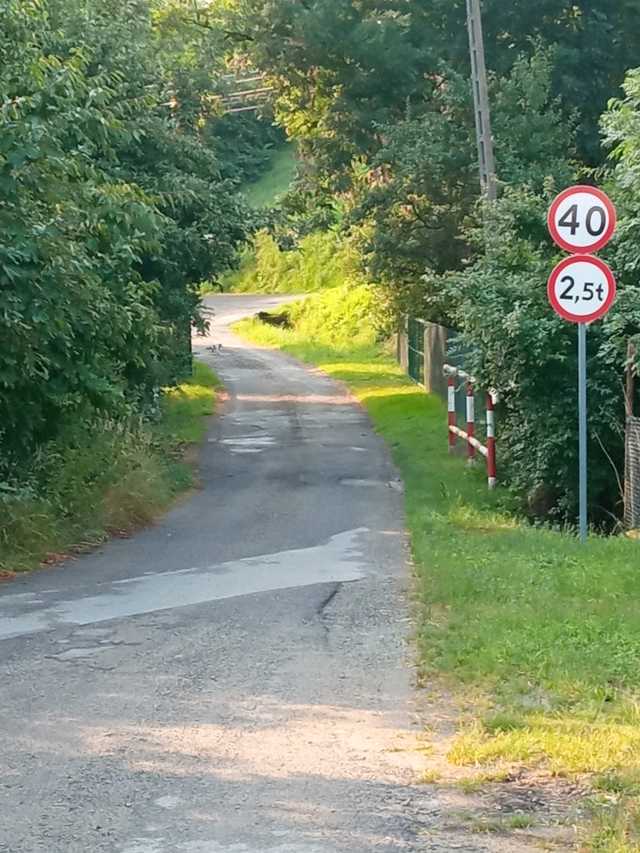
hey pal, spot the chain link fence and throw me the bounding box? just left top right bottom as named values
left=625, top=417, right=640, bottom=530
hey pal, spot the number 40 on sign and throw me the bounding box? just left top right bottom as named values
left=547, top=185, right=617, bottom=255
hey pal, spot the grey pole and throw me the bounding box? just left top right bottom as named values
left=578, top=323, right=588, bottom=542
left=466, top=0, right=497, bottom=201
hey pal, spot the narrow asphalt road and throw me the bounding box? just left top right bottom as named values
left=0, top=296, right=527, bottom=853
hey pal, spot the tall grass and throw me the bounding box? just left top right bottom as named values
left=223, top=230, right=367, bottom=294
left=0, top=361, right=220, bottom=573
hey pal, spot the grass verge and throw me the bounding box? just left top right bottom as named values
left=241, top=143, right=297, bottom=209
left=0, top=360, right=220, bottom=574
left=235, top=304, right=640, bottom=852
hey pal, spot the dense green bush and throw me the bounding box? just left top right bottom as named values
left=0, top=0, right=253, bottom=465
left=224, top=229, right=365, bottom=293
left=426, top=186, right=639, bottom=524
left=423, top=67, right=640, bottom=523
left=286, top=285, right=383, bottom=347
left=0, top=361, right=218, bottom=571
left=352, top=49, right=575, bottom=317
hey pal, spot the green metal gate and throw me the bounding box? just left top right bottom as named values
left=407, top=318, right=425, bottom=385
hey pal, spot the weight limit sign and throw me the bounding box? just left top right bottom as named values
left=547, top=185, right=617, bottom=255
left=547, top=255, right=616, bottom=324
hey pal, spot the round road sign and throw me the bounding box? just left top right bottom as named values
left=547, top=185, right=617, bottom=254
left=547, top=255, right=616, bottom=324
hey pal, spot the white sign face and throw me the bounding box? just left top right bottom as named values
left=547, top=185, right=617, bottom=254
left=547, top=255, right=616, bottom=324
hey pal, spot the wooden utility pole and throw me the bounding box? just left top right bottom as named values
left=466, top=0, right=497, bottom=201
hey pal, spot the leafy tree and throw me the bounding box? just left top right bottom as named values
left=601, top=65, right=640, bottom=408
left=352, top=49, right=575, bottom=316
left=0, top=0, right=255, bottom=463
left=427, top=0, right=640, bottom=165
left=225, top=0, right=436, bottom=178
left=425, top=186, right=637, bottom=524
left=227, top=0, right=640, bottom=177
left=0, top=1, right=160, bottom=456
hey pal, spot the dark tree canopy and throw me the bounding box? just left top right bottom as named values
left=228, top=0, right=640, bottom=170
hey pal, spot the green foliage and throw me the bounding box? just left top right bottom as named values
left=285, top=284, right=382, bottom=347
left=350, top=70, right=478, bottom=306
left=0, top=0, right=253, bottom=465
left=425, top=186, right=636, bottom=522
left=1, top=1, right=161, bottom=456
left=426, top=0, right=640, bottom=166
left=353, top=48, right=576, bottom=315
left=0, top=361, right=219, bottom=572
left=602, top=67, right=640, bottom=393
left=213, top=115, right=288, bottom=189
left=224, top=229, right=366, bottom=293
left=158, top=360, right=221, bottom=445
left=418, top=67, right=640, bottom=522
left=241, top=143, right=298, bottom=208
left=228, top=0, right=640, bottom=177
left=491, top=48, right=577, bottom=191
left=227, top=0, right=435, bottom=176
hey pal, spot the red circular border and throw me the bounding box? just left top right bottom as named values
left=547, top=255, right=616, bottom=324
left=547, top=185, right=617, bottom=254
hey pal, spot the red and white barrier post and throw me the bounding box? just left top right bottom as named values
left=448, top=377, right=457, bottom=453
left=466, top=382, right=476, bottom=464
left=486, top=391, right=497, bottom=489
left=444, top=365, right=497, bottom=489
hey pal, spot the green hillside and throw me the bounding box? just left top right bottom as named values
left=241, top=143, right=297, bottom=208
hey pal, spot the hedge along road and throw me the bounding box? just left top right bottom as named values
left=1, top=295, right=527, bottom=853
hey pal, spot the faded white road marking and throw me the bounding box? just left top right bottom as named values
left=154, top=795, right=182, bottom=810
left=122, top=842, right=339, bottom=853
left=0, top=528, right=370, bottom=641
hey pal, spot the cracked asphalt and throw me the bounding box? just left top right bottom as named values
left=0, top=296, right=537, bottom=853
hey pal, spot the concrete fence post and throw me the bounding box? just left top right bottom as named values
left=423, top=322, right=449, bottom=398
left=625, top=416, right=640, bottom=532
left=398, top=318, right=409, bottom=372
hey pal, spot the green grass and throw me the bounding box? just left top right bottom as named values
left=158, top=360, right=222, bottom=446
left=235, top=298, right=640, bottom=852
left=241, top=143, right=297, bottom=209
left=467, top=814, right=537, bottom=833
left=222, top=230, right=368, bottom=294
left=0, top=361, right=220, bottom=574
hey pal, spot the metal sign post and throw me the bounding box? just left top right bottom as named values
left=547, top=186, right=618, bottom=541
left=578, top=323, right=588, bottom=543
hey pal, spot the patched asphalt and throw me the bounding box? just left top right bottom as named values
left=0, top=296, right=538, bottom=852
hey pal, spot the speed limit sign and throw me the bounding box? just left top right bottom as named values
left=547, top=255, right=616, bottom=324
left=546, top=186, right=617, bottom=544
left=547, top=185, right=617, bottom=254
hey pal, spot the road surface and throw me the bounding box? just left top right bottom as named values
left=0, top=296, right=427, bottom=852
left=0, top=295, right=541, bottom=853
